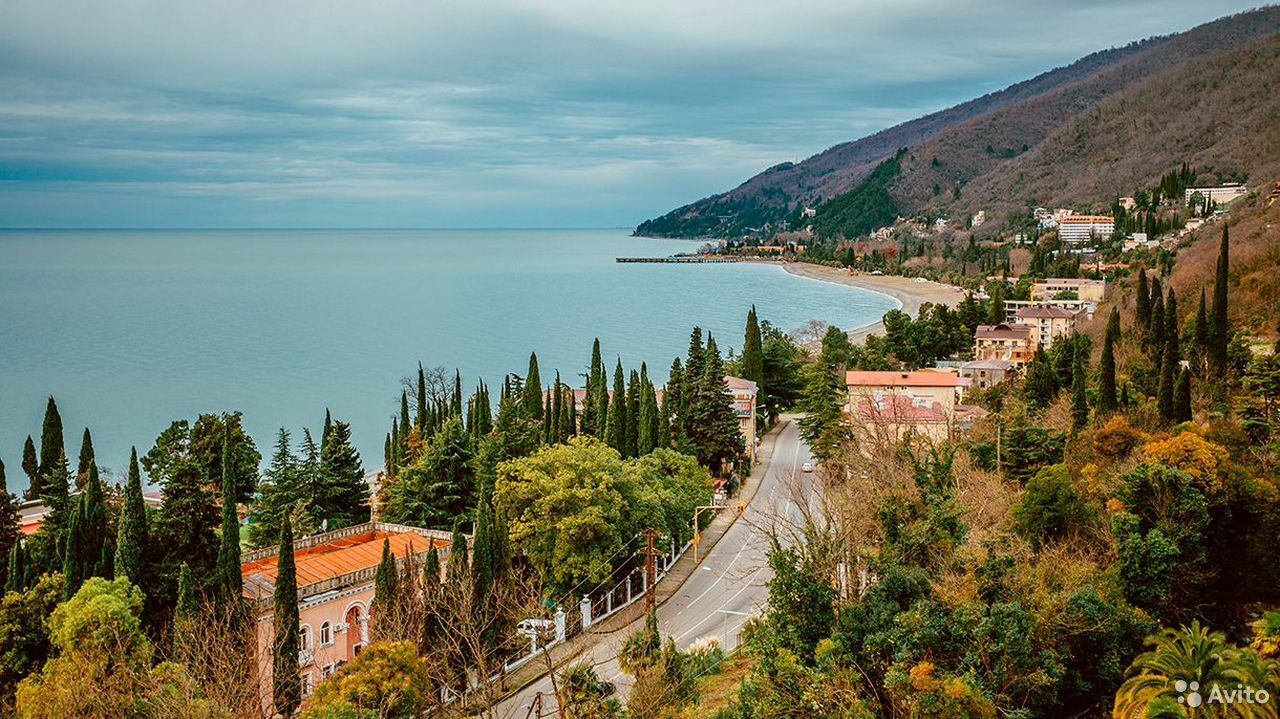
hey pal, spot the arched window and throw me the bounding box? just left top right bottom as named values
left=299, top=624, right=313, bottom=652
left=320, top=621, right=333, bottom=647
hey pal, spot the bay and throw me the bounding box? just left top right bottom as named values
left=0, top=228, right=896, bottom=489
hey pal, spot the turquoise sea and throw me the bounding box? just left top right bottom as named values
left=0, top=229, right=896, bottom=490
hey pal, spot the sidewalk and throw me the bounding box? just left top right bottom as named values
left=487, top=418, right=789, bottom=702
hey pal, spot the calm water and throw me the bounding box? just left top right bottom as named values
left=0, top=229, right=896, bottom=489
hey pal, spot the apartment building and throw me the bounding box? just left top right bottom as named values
left=1013, top=304, right=1081, bottom=350
left=1057, top=215, right=1114, bottom=246
left=1031, top=278, right=1106, bottom=302
left=974, top=323, right=1034, bottom=366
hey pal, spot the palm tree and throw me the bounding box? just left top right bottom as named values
left=1114, top=621, right=1278, bottom=718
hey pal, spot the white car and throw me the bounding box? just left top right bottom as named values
left=801, top=462, right=814, bottom=473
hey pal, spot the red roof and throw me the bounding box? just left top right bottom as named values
left=241, top=529, right=448, bottom=590
left=845, top=371, right=964, bottom=388
left=854, top=394, right=948, bottom=423
left=1015, top=304, right=1079, bottom=320
left=975, top=323, right=1032, bottom=340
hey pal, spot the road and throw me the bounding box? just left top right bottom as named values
left=494, top=418, right=816, bottom=718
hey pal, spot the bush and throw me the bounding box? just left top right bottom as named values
left=1092, top=416, right=1147, bottom=459
left=300, top=642, right=433, bottom=719
left=1012, top=465, right=1093, bottom=549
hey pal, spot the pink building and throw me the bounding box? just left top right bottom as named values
left=241, top=522, right=453, bottom=712
left=724, top=376, right=759, bottom=462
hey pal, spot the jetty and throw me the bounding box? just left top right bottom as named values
left=615, top=256, right=742, bottom=263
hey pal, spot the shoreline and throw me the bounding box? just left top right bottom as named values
left=764, top=261, right=968, bottom=343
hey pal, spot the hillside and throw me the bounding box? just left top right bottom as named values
left=637, top=6, right=1280, bottom=239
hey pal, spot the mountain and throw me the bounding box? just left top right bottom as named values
left=637, top=7, right=1280, bottom=239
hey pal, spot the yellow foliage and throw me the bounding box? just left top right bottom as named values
left=909, top=662, right=937, bottom=692
left=1141, top=431, right=1229, bottom=491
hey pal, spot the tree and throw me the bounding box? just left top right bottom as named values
left=1210, top=225, right=1230, bottom=377
left=799, top=327, right=849, bottom=460
left=74, top=428, right=94, bottom=492
left=147, top=421, right=220, bottom=590
left=20, top=438, right=37, bottom=501
left=318, top=419, right=370, bottom=530
left=1174, top=367, right=1193, bottom=423
left=1099, top=327, right=1118, bottom=414
left=114, top=448, right=148, bottom=592
left=299, top=641, right=434, bottom=719
left=1013, top=465, right=1091, bottom=549
left=248, top=428, right=299, bottom=549
left=742, top=305, right=764, bottom=388
left=1135, top=267, right=1151, bottom=331
left=372, top=538, right=399, bottom=640
left=1164, top=287, right=1180, bottom=362
left=687, top=337, right=744, bottom=471
left=0, top=459, right=17, bottom=590
left=1157, top=339, right=1176, bottom=422
left=273, top=517, right=301, bottom=716
left=521, top=352, right=544, bottom=421
left=5, top=541, right=29, bottom=595
left=215, top=430, right=242, bottom=607
left=1148, top=284, right=1165, bottom=357
left=175, top=563, right=196, bottom=622
left=1070, top=341, right=1089, bottom=430
left=382, top=417, right=475, bottom=528
left=604, top=361, right=627, bottom=455
left=35, top=397, right=65, bottom=490
left=0, top=573, right=62, bottom=704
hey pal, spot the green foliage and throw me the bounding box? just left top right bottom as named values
left=1012, top=465, right=1092, bottom=549
left=798, top=327, right=850, bottom=460
left=300, top=642, right=433, bottom=719
left=114, top=448, right=148, bottom=593
left=0, top=573, right=63, bottom=707
left=382, top=417, right=475, bottom=529
left=318, top=418, right=370, bottom=530
left=1001, top=425, right=1066, bottom=484
left=273, top=517, right=301, bottom=716
left=765, top=540, right=837, bottom=663
left=809, top=152, right=904, bottom=239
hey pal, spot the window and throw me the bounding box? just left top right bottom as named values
left=320, top=621, right=333, bottom=647
left=299, top=624, right=313, bottom=651
left=301, top=672, right=314, bottom=697
left=321, top=663, right=336, bottom=680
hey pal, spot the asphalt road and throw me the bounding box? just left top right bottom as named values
left=494, top=418, right=815, bottom=718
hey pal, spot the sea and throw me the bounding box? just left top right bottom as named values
left=0, top=228, right=897, bottom=490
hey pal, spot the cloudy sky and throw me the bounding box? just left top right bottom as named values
left=0, top=1, right=1261, bottom=228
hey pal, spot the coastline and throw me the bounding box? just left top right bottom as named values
left=767, top=261, right=968, bottom=343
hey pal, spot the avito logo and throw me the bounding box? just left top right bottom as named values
left=1173, top=679, right=1271, bottom=708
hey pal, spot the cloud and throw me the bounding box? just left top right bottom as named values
left=0, top=0, right=1262, bottom=227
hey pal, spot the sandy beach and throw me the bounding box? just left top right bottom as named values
left=771, top=261, right=969, bottom=343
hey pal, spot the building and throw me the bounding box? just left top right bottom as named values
left=974, top=323, right=1034, bottom=366
left=1118, top=197, right=1137, bottom=211
left=1031, top=278, right=1106, bottom=303
left=1056, top=215, right=1114, bottom=246
left=242, top=522, right=453, bottom=712
left=1013, top=304, right=1081, bottom=350
left=18, top=492, right=163, bottom=536
left=849, top=392, right=951, bottom=444
left=845, top=371, right=967, bottom=415
left=960, top=359, right=1015, bottom=389
left=725, top=376, right=759, bottom=463
left=1184, top=183, right=1247, bottom=206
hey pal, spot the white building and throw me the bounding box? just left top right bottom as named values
left=1056, top=215, right=1114, bottom=247
left=1184, top=183, right=1247, bottom=206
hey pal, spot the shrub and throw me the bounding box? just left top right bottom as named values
left=1092, top=416, right=1147, bottom=459
left=1012, top=465, right=1092, bottom=550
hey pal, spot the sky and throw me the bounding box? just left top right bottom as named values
left=0, top=0, right=1264, bottom=228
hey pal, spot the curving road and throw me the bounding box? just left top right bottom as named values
left=494, top=418, right=815, bottom=718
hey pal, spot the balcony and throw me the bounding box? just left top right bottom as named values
left=299, top=648, right=314, bottom=667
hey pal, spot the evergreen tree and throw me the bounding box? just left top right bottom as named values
left=322, top=408, right=333, bottom=451
left=678, top=328, right=706, bottom=449
left=80, top=466, right=109, bottom=579
left=798, top=330, right=848, bottom=461
left=61, top=499, right=84, bottom=599
left=1071, top=341, right=1089, bottom=430
left=399, top=391, right=412, bottom=450
left=742, top=305, right=764, bottom=387
left=216, top=430, right=243, bottom=606
left=176, top=563, right=197, bottom=622
left=114, top=447, right=148, bottom=590
left=1135, top=268, right=1151, bottom=331
left=638, top=380, right=657, bottom=456
left=543, top=392, right=553, bottom=444
left=1099, top=328, right=1118, bottom=414
left=1210, top=225, right=1230, bottom=377
left=521, top=353, right=544, bottom=421
left=423, top=544, right=441, bottom=594
left=694, top=336, right=745, bottom=470
left=1165, top=288, right=1180, bottom=361
left=75, top=427, right=95, bottom=491
left=21, top=437, right=38, bottom=500
left=248, top=428, right=299, bottom=549
left=37, top=396, right=65, bottom=483
left=372, top=538, right=398, bottom=626
left=1158, top=338, right=1177, bottom=422
left=446, top=526, right=468, bottom=587
left=656, top=386, right=672, bottom=451
left=1194, top=288, right=1209, bottom=373
left=1148, top=283, right=1165, bottom=355
left=416, top=364, right=428, bottom=429
left=626, top=369, right=641, bottom=458
left=0, top=457, right=17, bottom=589
left=148, top=422, right=220, bottom=586
left=382, top=417, right=475, bottom=528
left=987, top=282, right=1006, bottom=325
left=1025, top=347, right=1059, bottom=408
left=6, top=540, right=26, bottom=594
left=551, top=371, right=564, bottom=444
left=582, top=340, right=604, bottom=436
left=664, top=358, right=683, bottom=449
left=272, top=518, right=301, bottom=717
left=1174, top=367, right=1193, bottom=422
left=605, top=361, right=627, bottom=454
left=319, top=419, right=370, bottom=530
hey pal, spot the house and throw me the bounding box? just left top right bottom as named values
left=1184, top=183, right=1247, bottom=207
left=973, top=323, right=1034, bottom=366
left=960, top=359, right=1015, bottom=389
left=18, top=491, right=163, bottom=536
left=243, top=522, right=453, bottom=713
left=845, top=371, right=967, bottom=415
left=1013, top=304, right=1081, bottom=350
left=1056, top=215, right=1114, bottom=247
left=849, top=392, right=951, bottom=444
left=1031, top=278, right=1106, bottom=303
left=725, top=376, right=759, bottom=463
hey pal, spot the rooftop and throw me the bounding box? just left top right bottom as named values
left=962, top=359, right=1016, bottom=371
left=1034, top=278, right=1104, bottom=286
left=975, top=323, right=1032, bottom=340
left=853, top=393, right=948, bottom=423
left=1015, top=304, right=1080, bottom=320
left=846, top=370, right=966, bottom=388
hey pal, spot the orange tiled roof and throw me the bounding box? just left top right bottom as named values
left=241, top=529, right=447, bottom=589
left=846, top=371, right=964, bottom=388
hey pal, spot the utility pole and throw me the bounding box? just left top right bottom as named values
left=642, top=527, right=659, bottom=615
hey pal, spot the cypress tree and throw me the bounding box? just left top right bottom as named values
left=987, top=282, right=1006, bottom=325
left=423, top=544, right=441, bottom=593
left=566, top=384, right=578, bottom=439
left=1106, top=307, right=1121, bottom=345
left=1135, top=268, right=1151, bottom=331
left=679, top=329, right=706, bottom=447
left=698, top=337, right=744, bottom=470
left=664, top=358, right=683, bottom=448
left=551, top=372, right=564, bottom=444
left=1165, top=288, right=1180, bottom=361
left=452, top=370, right=464, bottom=417
left=446, top=526, right=468, bottom=587
left=1210, top=225, right=1230, bottom=376
left=583, top=339, right=605, bottom=436
left=416, top=364, right=427, bottom=429
left=1174, top=367, right=1193, bottom=422
left=0, top=458, right=17, bottom=590
left=1194, top=288, right=1209, bottom=373
left=61, top=499, right=84, bottom=599
left=742, top=305, right=764, bottom=387
left=656, top=385, right=672, bottom=451
left=176, top=563, right=197, bottom=621
left=1071, top=342, right=1089, bottom=430
left=37, top=396, right=65, bottom=482
left=115, top=447, right=148, bottom=589
left=1158, top=339, right=1177, bottom=421
left=626, top=369, right=641, bottom=458
left=543, top=392, right=553, bottom=444
left=216, top=430, right=243, bottom=605
left=272, top=517, right=301, bottom=716
left=80, top=466, right=108, bottom=579
left=1099, top=329, right=1118, bottom=413
left=21, top=437, right=37, bottom=500
left=75, top=427, right=95, bottom=491
left=5, top=540, right=25, bottom=594
left=322, top=408, right=333, bottom=452
left=604, top=361, right=627, bottom=454
left=521, top=353, right=544, bottom=421
left=1148, top=283, right=1165, bottom=355
left=372, top=538, right=398, bottom=630
left=399, top=391, right=412, bottom=448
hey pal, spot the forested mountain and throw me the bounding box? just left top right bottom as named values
left=636, top=6, right=1280, bottom=239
